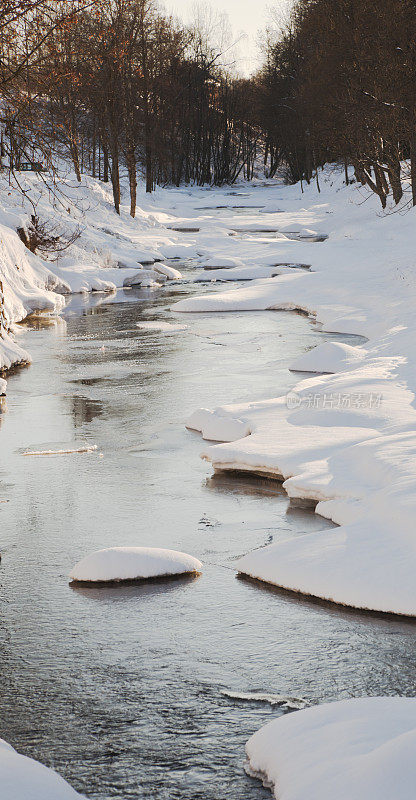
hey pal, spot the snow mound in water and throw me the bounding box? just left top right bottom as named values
left=246, top=697, right=416, bottom=800
left=186, top=407, right=250, bottom=442
left=69, top=546, right=202, bottom=583
left=123, top=269, right=163, bottom=287
left=290, top=341, right=365, bottom=373
left=0, top=376, right=6, bottom=394
left=203, top=256, right=244, bottom=269
left=0, top=736, right=84, bottom=799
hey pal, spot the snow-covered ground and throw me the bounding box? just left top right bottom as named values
left=246, top=696, right=416, bottom=800
left=69, top=546, right=202, bottom=583
left=0, top=736, right=85, bottom=799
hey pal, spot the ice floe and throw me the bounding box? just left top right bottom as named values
left=221, top=690, right=309, bottom=710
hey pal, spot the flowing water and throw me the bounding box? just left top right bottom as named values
left=0, top=274, right=415, bottom=799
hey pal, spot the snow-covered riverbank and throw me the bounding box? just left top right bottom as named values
left=171, top=169, right=416, bottom=617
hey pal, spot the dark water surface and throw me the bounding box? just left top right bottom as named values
left=0, top=280, right=415, bottom=799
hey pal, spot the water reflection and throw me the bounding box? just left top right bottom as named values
left=71, top=573, right=201, bottom=603
left=206, top=471, right=286, bottom=498
left=68, top=395, right=103, bottom=427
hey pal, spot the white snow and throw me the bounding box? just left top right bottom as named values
left=203, top=256, right=244, bottom=269
left=245, top=697, right=416, bottom=800
left=69, top=546, right=202, bottom=583
left=0, top=736, right=85, bottom=799
left=0, top=376, right=6, bottom=394
left=152, top=263, right=183, bottom=280
left=290, top=341, right=366, bottom=373
left=186, top=407, right=251, bottom=442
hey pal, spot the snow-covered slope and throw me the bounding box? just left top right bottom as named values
left=0, top=169, right=191, bottom=376
left=246, top=697, right=416, bottom=800
left=177, top=169, right=416, bottom=616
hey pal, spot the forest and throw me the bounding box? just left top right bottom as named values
left=2, top=0, right=416, bottom=212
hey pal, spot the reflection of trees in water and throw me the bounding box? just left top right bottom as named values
left=69, top=395, right=103, bottom=427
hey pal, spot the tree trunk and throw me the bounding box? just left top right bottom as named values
left=69, top=138, right=81, bottom=182
left=410, top=132, right=416, bottom=206
left=109, top=131, right=120, bottom=214
left=145, top=129, right=152, bottom=193
left=386, top=152, right=403, bottom=205
left=126, top=145, right=137, bottom=218
left=101, top=137, right=109, bottom=183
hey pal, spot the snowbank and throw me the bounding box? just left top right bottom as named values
left=0, top=737, right=84, bottom=799
left=175, top=168, right=416, bottom=615
left=246, top=697, right=416, bottom=800
left=186, top=407, right=251, bottom=442
left=290, top=341, right=365, bottom=373
left=0, top=330, right=31, bottom=371
left=69, top=546, right=202, bottom=583
left=0, top=168, right=191, bottom=380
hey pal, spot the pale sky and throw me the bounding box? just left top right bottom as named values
left=163, top=1, right=291, bottom=76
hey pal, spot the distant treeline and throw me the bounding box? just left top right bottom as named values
left=0, top=0, right=260, bottom=216
left=1, top=0, right=416, bottom=213
left=257, top=0, right=416, bottom=208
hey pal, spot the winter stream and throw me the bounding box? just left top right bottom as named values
left=0, top=275, right=415, bottom=799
